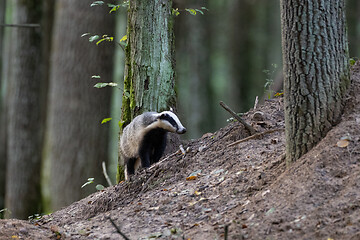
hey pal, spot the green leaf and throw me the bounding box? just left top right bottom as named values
left=96, top=36, right=113, bottom=45
left=96, top=184, right=105, bottom=191
left=81, top=178, right=95, bottom=188
left=119, top=120, right=125, bottom=129
left=81, top=33, right=90, bottom=38
left=91, top=75, right=101, bottom=79
left=185, top=8, right=197, bottom=15
left=120, top=35, right=127, bottom=42
left=94, top=82, right=118, bottom=88
left=172, top=8, right=180, bottom=16
left=349, top=58, right=356, bottom=66
left=101, top=118, right=112, bottom=124
left=89, top=35, right=100, bottom=42
left=195, top=9, right=204, bottom=15
left=109, top=5, right=120, bottom=13
left=90, top=1, right=104, bottom=7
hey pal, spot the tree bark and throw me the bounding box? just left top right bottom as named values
left=5, top=0, right=43, bottom=219
left=45, top=0, right=114, bottom=211
left=0, top=0, right=7, bottom=212
left=280, top=0, right=350, bottom=164
left=118, top=0, right=177, bottom=181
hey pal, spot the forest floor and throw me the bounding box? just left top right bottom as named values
left=1, top=63, right=360, bottom=240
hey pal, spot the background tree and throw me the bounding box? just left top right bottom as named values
left=347, top=0, right=360, bottom=57
left=118, top=0, right=177, bottom=181
left=175, top=0, right=283, bottom=138
left=280, top=0, right=350, bottom=164
left=175, top=0, right=215, bottom=138
left=44, top=0, right=114, bottom=211
left=5, top=0, right=44, bottom=219
left=0, top=0, right=7, bottom=212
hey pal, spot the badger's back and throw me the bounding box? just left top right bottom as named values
left=119, top=112, right=157, bottom=159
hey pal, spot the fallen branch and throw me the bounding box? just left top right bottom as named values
left=219, top=101, right=256, bottom=135
left=227, top=128, right=284, bottom=147
left=108, top=217, right=131, bottom=240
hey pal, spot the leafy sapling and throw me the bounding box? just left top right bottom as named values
left=263, top=63, right=278, bottom=99
left=81, top=178, right=105, bottom=191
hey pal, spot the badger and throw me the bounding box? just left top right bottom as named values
left=120, top=111, right=186, bottom=180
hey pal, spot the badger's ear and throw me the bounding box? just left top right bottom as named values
left=169, top=107, right=174, bottom=112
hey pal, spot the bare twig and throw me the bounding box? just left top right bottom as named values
left=108, top=217, right=131, bottom=240
left=227, top=128, right=284, bottom=147
left=102, top=161, right=113, bottom=187
left=0, top=23, right=41, bottom=28
left=254, top=96, right=259, bottom=110
left=219, top=101, right=256, bottom=135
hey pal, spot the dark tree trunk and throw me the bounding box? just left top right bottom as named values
left=45, top=0, right=114, bottom=210
left=5, top=0, right=43, bottom=219
left=280, top=0, right=350, bottom=164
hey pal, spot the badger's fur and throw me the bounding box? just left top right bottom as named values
left=120, top=111, right=186, bottom=180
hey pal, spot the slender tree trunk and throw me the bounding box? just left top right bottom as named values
left=118, top=0, right=176, bottom=181
left=45, top=0, right=114, bottom=210
left=280, top=0, right=350, bottom=164
left=0, top=0, right=7, bottom=212
left=5, top=0, right=43, bottom=219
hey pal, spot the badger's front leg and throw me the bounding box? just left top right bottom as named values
left=151, top=133, right=167, bottom=164
left=139, top=145, right=151, bottom=168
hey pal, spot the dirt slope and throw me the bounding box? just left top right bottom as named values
left=1, top=62, right=360, bottom=239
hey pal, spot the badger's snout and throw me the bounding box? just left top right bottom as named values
left=177, top=128, right=187, bottom=134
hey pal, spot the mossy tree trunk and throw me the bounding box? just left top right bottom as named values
left=280, top=0, right=350, bottom=164
left=117, top=0, right=176, bottom=181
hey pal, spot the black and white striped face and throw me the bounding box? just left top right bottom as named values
left=157, top=111, right=187, bottom=134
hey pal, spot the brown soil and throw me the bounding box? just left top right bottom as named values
left=1, top=63, right=360, bottom=239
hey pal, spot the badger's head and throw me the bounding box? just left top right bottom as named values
left=155, top=111, right=187, bottom=134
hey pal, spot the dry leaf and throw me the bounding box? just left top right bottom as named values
left=186, top=175, right=197, bottom=181
left=194, top=190, right=202, bottom=195
left=336, top=139, right=349, bottom=148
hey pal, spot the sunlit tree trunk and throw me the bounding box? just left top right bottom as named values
left=280, top=0, right=350, bottom=164
left=5, top=0, right=43, bottom=219
left=45, top=0, right=114, bottom=210
left=118, top=0, right=177, bottom=181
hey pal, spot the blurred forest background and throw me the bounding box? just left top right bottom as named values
left=0, top=0, right=359, bottom=219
